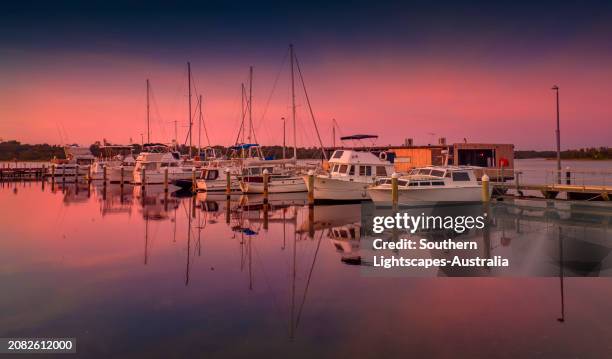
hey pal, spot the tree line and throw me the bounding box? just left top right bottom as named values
left=2, top=140, right=610, bottom=161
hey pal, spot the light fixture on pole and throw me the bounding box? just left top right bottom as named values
left=552, top=85, right=561, bottom=183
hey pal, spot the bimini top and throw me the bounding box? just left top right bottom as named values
left=340, top=134, right=378, bottom=141
left=230, top=143, right=260, bottom=150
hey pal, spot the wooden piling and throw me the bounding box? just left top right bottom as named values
left=164, top=167, right=169, bottom=192
left=225, top=169, right=231, bottom=196
left=263, top=169, right=269, bottom=200
left=565, top=167, right=571, bottom=185
left=481, top=174, right=490, bottom=202
left=307, top=170, right=315, bottom=205
left=191, top=167, right=197, bottom=193
left=391, top=172, right=399, bottom=209
left=141, top=167, right=146, bottom=188
left=103, top=165, right=107, bottom=185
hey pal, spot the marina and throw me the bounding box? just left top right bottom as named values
left=1, top=177, right=612, bottom=357
left=2, top=2, right=612, bottom=356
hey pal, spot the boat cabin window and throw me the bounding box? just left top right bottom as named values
left=398, top=180, right=408, bottom=187
left=332, top=150, right=344, bottom=159
left=332, top=164, right=339, bottom=173
left=451, top=172, right=471, bottom=181
left=432, top=181, right=445, bottom=186
left=431, top=170, right=445, bottom=177
left=145, top=163, right=157, bottom=171
left=206, top=170, right=219, bottom=180
left=339, top=165, right=348, bottom=174
left=359, top=166, right=372, bottom=176
left=376, top=166, right=387, bottom=176
left=349, top=165, right=355, bottom=175
left=418, top=169, right=431, bottom=176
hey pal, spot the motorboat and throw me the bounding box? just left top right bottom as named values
left=132, top=144, right=195, bottom=184
left=238, top=162, right=308, bottom=194
left=367, top=166, right=486, bottom=205
left=49, top=145, right=95, bottom=181
left=303, top=148, right=395, bottom=202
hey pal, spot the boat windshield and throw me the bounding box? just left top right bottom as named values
left=430, top=169, right=445, bottom=177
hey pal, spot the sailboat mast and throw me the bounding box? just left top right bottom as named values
left=290, top=44, right=297, bottom=159
left=198, top=95, right=202, bottom=157
left=146, top=79, right=150, bottom=143
left=248, top=66, right=253, bottom=143
left=188, top=62, right=192, bottom=157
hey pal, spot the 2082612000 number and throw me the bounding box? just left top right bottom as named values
left=1, top=338, right=76, bottom=353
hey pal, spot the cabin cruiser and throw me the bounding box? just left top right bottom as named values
left=87, top=145, right=136, bottom=182
left=238, top=162, right=308, bottom=194
left=132, top=144, right=194, bottom=184
left=367, top=166, right=486, bottom=205
left=303, top=149, right=395, bottom=201
left=49, top=145, right=95, bottom=181
left=107, top=154, right=136, bottom=183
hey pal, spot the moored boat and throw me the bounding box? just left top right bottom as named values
left=367, top=165, right=487, bottom=206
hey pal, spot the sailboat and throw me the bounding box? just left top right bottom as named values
left=239, top=45, right=323, bottom=194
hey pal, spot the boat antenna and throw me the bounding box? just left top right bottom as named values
left=290, top=44, right=297, bottom=160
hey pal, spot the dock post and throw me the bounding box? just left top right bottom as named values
left=307, top=170, right=315, bottom=206
left=141, top=167, right=146, bottom=189
left=191, top=167, right=197, bottom=193
left=76, top=165, right=80, bottom=184
left=391, top=172, right=399, bottom=209
left=164, top=167, right=169, bottom=192
left=120, top=165, right=124, bottom=187
left=565, top=167, right=571, bottom=185
left=62, top=165, right=66, bottom=185
left=225, top=169, right=231, bottom=197
left=103, top=165, right=107, bottom=186
left=51, top=165, right=55, bottom=186
left=481, top=174, right=490, bottom=202
left=263, top=169, right=269, bottom=202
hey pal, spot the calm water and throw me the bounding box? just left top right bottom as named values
left=2, top=180, right=612, bottom=358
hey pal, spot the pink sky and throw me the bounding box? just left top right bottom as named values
left=1, top=49, right=611, bottom=150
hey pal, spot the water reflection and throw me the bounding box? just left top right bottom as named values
left=2, top=182, right=612, bottom=357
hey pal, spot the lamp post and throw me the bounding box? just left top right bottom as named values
left=281, top=117, right=286, bottom=160
left=552, top=85, right=561, bottom=184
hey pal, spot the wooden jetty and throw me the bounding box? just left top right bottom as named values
left=0, top=166, right=47, bottom=181
left=493, top=182, right=611, bottom=201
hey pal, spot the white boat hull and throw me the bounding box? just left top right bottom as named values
left=108, top=166, right=135, bottom=183
left=240, top=177, right=307, bottom=193
left=368, top=186, right=484, bottom=205
left=305, top=176, right=372, bottom=201
left=196, top=179, right=240, bottom=192
left=133, top=170, right=193, bottom=184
